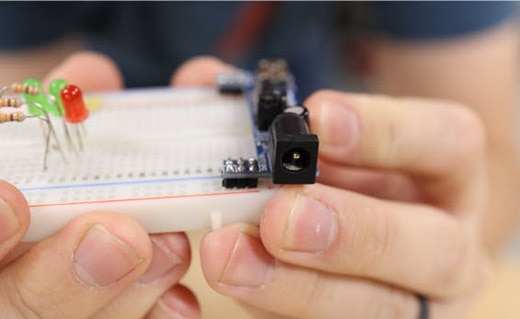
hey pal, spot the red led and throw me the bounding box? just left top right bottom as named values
left=61, top=84, right=88, bottom=123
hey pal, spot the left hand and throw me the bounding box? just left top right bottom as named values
left=0, top=52, right=225, bottom=319
left=192, top=63, right=491, bottom=318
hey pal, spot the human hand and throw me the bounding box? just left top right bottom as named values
left=0, top=52, right=207, bottom=319
left=194, top=61, right=490, bottom=318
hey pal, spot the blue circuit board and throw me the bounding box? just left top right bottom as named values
left=219, top=59, right=317, bottom=188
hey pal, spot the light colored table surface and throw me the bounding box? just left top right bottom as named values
left=184, top=231, right=520, bottom=319
left=468, top=258, right=520, bottom=319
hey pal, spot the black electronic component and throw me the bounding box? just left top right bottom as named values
left=222, top=178, right=259, bottom=189
left=254, top=58, right=293, bottom=131
left=216, top=71, right=253, bottom=95
left=220, top=58, right=319, bottom=188
left=268, top=112, right=318, bottom=184
left=221, top=157, right=266, bottom=189
left=284, top=105, right=310, bottom=126
left=256, top=78, right=287, bottom=131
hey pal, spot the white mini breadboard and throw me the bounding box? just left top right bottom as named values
left=0, top=87, right=279, bottom=241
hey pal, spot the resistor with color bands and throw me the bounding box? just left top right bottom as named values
left=0, top=112, right=26, bottom=123
left=22, top=79, right=46, bottom=116
left=12, top=82, right=39, bottom=95
left=0, top=97, right=21, bottom=108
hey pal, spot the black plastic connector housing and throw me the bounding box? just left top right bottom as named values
left=256, top=78, right=287, bottom=131
left=268, top=112, right=318, bottom=184
left=222, top=178, right=258, bottom=189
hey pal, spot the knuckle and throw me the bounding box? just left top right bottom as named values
left=444, top=102, right=486, bottom=160
left=376, top=113, right=402, bottom=165
left=434, top=232, right=491, bottom=301
left=5, top=271, right=42, bottom=319
left=286, top=271, right=321, bottom=319
left=432, top=220, right=470, bottom=293
left=367, top=285, right=414, bottom=319
left=343, top=200, right=392, bottom=274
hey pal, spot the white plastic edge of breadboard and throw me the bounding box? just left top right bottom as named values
left=24, top=187, right=279, bottom=241
left=10, top=86, right=282, bottom=241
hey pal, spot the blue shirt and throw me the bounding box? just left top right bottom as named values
left=0, top=2, right=516, bottom=98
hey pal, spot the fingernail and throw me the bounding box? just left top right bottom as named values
left=282, top=194, right=337, bottom=254
left=319, top=98, right=358, bottom=149
left=219, top=232, right=274, bottom=288
left=137, top=235, right=182, bottom=285
left=0, top=198, right=20, bottom=242
left=73, top=224, right=143, bottom=288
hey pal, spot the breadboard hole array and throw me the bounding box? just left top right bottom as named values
left=0, top=88, right=259, bottom=206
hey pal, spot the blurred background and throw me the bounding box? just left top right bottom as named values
left=0, top=1, right=519, bottom=318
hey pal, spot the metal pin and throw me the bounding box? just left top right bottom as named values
left=25, top=102, right=66, bottom=170
left=47, top=94, right=76, bottom=154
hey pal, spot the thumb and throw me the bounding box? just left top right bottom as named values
left=42, top=51, right=124, bottom=91
left=170, top=55, right=236, bottom=87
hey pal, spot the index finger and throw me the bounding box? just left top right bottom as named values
left=306, top=90, right=487, bottom=213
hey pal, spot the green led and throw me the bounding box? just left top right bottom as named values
left=22, top=78, right=60, bottom=116
left=22, top=78, right=44, bottom=115
left=49, top=79, right=68, bottom=116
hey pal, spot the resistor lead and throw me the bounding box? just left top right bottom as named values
left=0, top=81, right=66, bottom=170
left=0, top=97, right=22, bottom=108
left=18, top=102, right=65, bottom=170
left=49, top=79, right=68, bottom=115
left=47, top=79, right=75, bottom=153
left=0, top=111, right=26, bottom=123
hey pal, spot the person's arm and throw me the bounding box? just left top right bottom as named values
left=365, top=21, right=520, bottom=255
